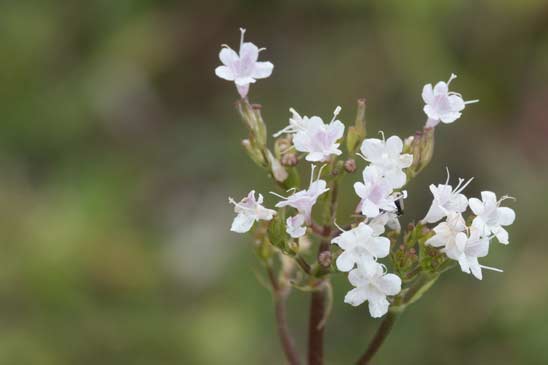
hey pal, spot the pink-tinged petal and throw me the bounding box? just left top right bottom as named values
left=448, top=94, right=465, bottom=112
left=497, top=207, right=515, bottom=226
left=353, top=182, right=367, bottom=199
left=234, top=76, right=255, bottom=86
left=386, top=136, right=403, bottom=155
left=433, top=81, right=448, bottom=95
left=468, top=197, right=484, bottom=215
left=230, top=213, right=255, bottom=233
left=466, top=238, right=490, bottom=258
left=344, top=288, right=368, bottom=306
left=236, top=83, right=249, bottom=98
left=439, top=111, right=461, bottom=124
left=252, top=61, right=274, bottom=79
left=215, top=65, right=235, bottom=81
left=455, top=232, right=468, bottom=252
left=425, top=117, right=440, bottom=128
left=219, top=47, right=239, bottom=65
left=471, top=216, right=488, bottom=235
left=336, top=251, right=356, bottom=272
left=422, top=83, right=434, bottom=104
left=378, top=273, right=402, bottom=296
left=239, top=42, right=259, bottom=63
left=423, top=104, right=440, bottom=121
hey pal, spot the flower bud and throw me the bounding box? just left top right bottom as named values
left=346, top=98, right=367, bottom=154
left=266, top=150, right=288, bottom=183
left=242, top=139, right=267, bottom=167
left=318, top=250, right=332, bottom=268
left=405, top=127, right=435, bottom=180
left=236, top=100, right=267, bottom=149
left=281, top=153, right=298, bottom=167
left=343, top=159, right=357, bottom=173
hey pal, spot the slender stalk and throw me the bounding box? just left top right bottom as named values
left=307, top=280, right=326, bottom=365
left=267, top=266, right=301, bottom=365
left=356, top=311, right=399, bottom=365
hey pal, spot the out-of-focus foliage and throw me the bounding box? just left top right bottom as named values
left=0, top=0, right=547, bottom=364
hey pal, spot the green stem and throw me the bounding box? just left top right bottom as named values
left=355, top=311, right=399, bottom=365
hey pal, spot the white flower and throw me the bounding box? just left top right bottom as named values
left=422, top=73, right=479, bottom=128
left=344, top=260, right=402, bottom=317
left=229, top=190, right=276, bottom=233
left=292, top=106, right=345, bottom=162
left=354, top=166, right=400, bottom=218
left=422, top=169, right=472, bottom=224
left=215, top=28, right=274, bottom=98
left=445, top=228, right=500, bottom=280
left=359, top=135, right=413, bottom=189
left=368, top=212, right=401, bottom=236
left=425, top=212, right=466, bottom=249
left=286, top=214, right=306, bottom=238
left=331, top=222, right=390, bottom=272
left=469, top=191, right=516, bottom=244
left=273, top=165, right=329, bottom=223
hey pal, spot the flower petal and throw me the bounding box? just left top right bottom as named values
left=215, top=65, right=235, bottom=81
left=336, top=250, right=356, bottom=272
left=378, top=273, right=402, bottom=296
left=344, top=288, right=368, bottom=307
left=219, top=47, right=239, bottom=65
left=252, top=61, right=274, bottom=79
left=497, top=207, right=515, bottom=226
left=422, top=83, right=434, bottom=104
left=230, top=213, right=255, bottom=233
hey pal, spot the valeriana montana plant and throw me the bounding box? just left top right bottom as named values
left=217, top=29, right=515, bottom=365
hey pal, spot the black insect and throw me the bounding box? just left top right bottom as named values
left=395, top=197, right=404, bottom=216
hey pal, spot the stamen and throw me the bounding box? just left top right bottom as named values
left=498, top=195, right=516, bottom=204
left=464, top=99, right=479, bottom=104
left=447, top=73, right=457, bottom=85
left=445, top=166, right=451, bottom=185
left=316, top=163, right=328, bottom=181
left=280, top=145, right=295, bottom=155
left=309, top=165, right=316, bottom=186
left=356, top=152, right=368, bottom=162
left=454, top=177, right=474, bottom=194
left=269, top=191, right=288, bottom=200
left=378, top=130, right=385, bottom=142
left=330, top=106, right=342, bottom=123
left=239, top=28, right=246, bottom=50
left=286, top=187, right=297, bottom=194
left=333, top=219, right=346, bottom=233
left=479, top=264, right=503, bottom=273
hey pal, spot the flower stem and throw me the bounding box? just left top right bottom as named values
left=307, top=279, right=326, bottom=365
left=355, top=311, right=399, bottom=365
left=267, top=266, right=302, bottom=365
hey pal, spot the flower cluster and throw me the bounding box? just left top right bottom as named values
left=217, top=28, right=515, bottom=327
left=423, top=171, right=516, bottom=279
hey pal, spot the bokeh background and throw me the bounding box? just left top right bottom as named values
left=1, top=0, right=548, bottom=364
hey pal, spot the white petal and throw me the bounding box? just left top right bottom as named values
left=353, top=182, right=367, bottom=199
left=433, top=81, right=448, bottom=95
left=468, top=197, right=484, bottom=215
left=219, top=47, right=239, bottom=65
left=230, top=213, right=255, bottom=233
left=423, top=203, right=446, bottom=224
left=368, top=294, right=390, bottom=318
left=493, top=226, right=509, bottom=244
left=386, top=136, right=403, bottom=155
left=378, top=273, right=402, bottom=296
left=448, top=94, right=465, bottom=112
left=422, top=83, right=434, bottom=104
left=497, top=207, right=515, bottom=226
left=440, top=111, right=461, bottom=124
left=480, top=191, right=497, bottom=204
left=368, top=237, right=390, bottom=259
left=252, top=61, right=274, bottom=79
left=336, top=250, right=356, bottom=272
left=360, top=139, right=383, bottom=160
left=344, top=288, right=368, bottom=306
left=215, top=65, right=235, bottom=81
left=362, top=200, right=380, bottom=218
left=239, top=42, right=259, bottom=63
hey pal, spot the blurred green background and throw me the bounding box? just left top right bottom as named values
left=1, top=0, right=547, bottom=364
